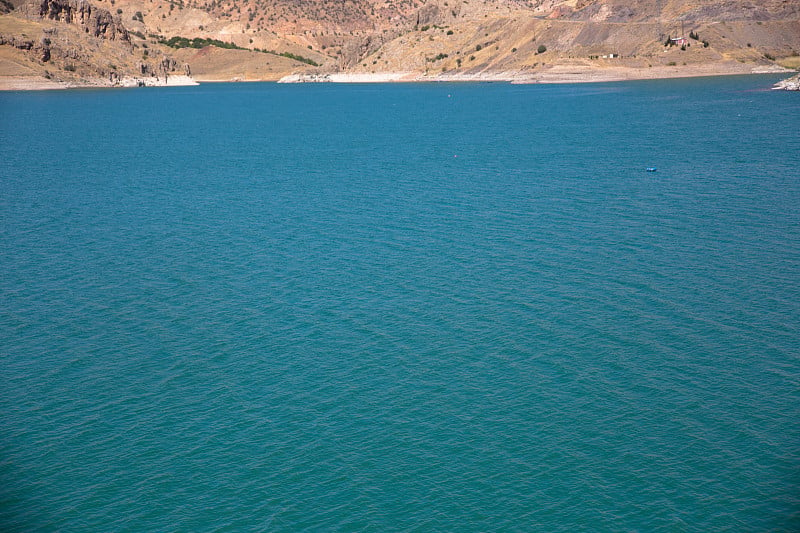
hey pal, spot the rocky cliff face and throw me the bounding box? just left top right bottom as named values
left=37, top=0, right=128, bottom=41
left=0, top=28, right=52, bottom=60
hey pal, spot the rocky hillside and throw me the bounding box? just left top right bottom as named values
left=2, top=0, right=800, bottom=87
left=0, top=0, right=196, bottom=87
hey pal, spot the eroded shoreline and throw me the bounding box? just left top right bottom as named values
left=278, top=63, right=791, bottom=84
left=1, top=64, right=794, bottom=90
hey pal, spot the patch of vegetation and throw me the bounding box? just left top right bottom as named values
left=161, top=36, right=246, bottom=50
left=764, top=52, right=775, bottom=61
left=667, top=61, right=676, bottom=66
left=132, top=11, right=143, bottom=22
left=64, top=64, right=76, bottom=72
left=475, top=44, right=482, bottom=51
left=428, top=53, right=448, bottom=62
left=272, top=50, right=319, bottom=66
left=160, top=35, right=320, bottom=66
left=537, top=44, right=546, bottom=54
left=446, top=30, right=454, bottom=35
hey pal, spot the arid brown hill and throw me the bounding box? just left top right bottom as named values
left=2, top=0, right=799, bottom=87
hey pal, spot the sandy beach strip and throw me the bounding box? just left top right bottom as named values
left=0, top=74, right=199, bottom=91
left=278, top=71, right=418, bottom=83
left=279, top=62, right=792, bottom=85
left=0, top=76, right=68, bottom=91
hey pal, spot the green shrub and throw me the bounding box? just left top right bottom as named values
left=537, top=44, right=546, bottom=54
left=278, top=51, right=319, bottom=66
left=159, top=35, right=320, bottom=66
left=161, top=36, right=242, bottom=50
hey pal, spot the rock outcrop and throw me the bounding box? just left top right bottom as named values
left=773, top=73, right=800, bottom=90
left=0, top=35, right=35, bottom=49
left=137, top=57, right=191, bottom=78
left=415, top=4, right=441, bottom=27
left=37, top=0, right=129, bottom=41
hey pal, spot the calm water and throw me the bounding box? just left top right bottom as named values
left=1, top=76, right=799, bottom=531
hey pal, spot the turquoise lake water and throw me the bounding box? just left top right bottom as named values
left=1, top=75, right=799, bottom=531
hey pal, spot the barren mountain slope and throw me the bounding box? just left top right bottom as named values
left=2, top=0, right=799, bottom=87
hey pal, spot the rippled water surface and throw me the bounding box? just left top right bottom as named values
left=1, top=76, right=799, bottom=531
